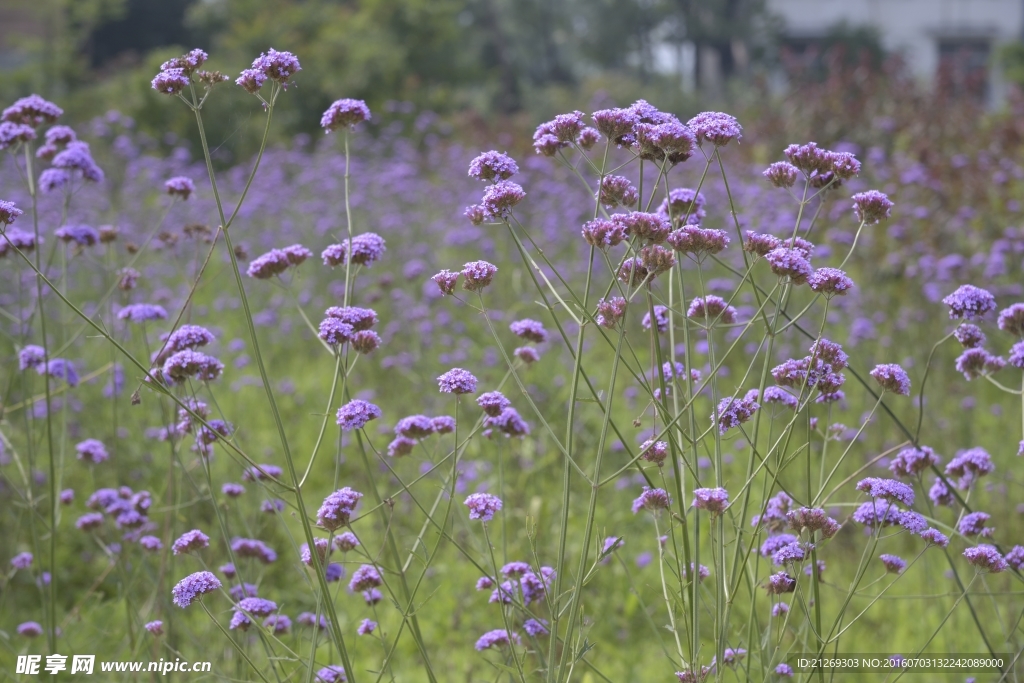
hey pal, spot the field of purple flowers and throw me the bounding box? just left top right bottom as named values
left=1, top=48, right=1023, bottom=681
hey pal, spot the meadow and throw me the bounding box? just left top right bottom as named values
left=1, top=48, right=1023, bottom=681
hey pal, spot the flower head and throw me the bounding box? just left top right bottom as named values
left=808, top=268, right=854, bottom=297
left=469, top=151, right=519, bottom=182
left=321, top=99, right=371, bottom=131
left=688, top=295, right=737, bottom=324
left=942, top=285, right=996, bottom=320
left=171, top=571, right=221, bottom=608
left=869, top=364, right=911, bottom=395
left=851, top=190, right=893, bottom=223
left=2, top=94, right=62, bottom=126
left=890, top=445, right=940, bottom=477
left=75, top=439, right=109, bottom=464
left=480, top=181, right=526, bottom=219
left=317, top=487, right=363, bottom=530
left=464, top=492, right=502, bottom=521
left=855, top=477, right=914, bottom=506
left=765, top=248, right=813, bottom=284
left=763, top=161, right=799, bottom=188
left=997, top=303, right=1024, bottom=337
left=438, top=368, right=478, bottom=394
left=964, top=545, right=1007, bottom=573
left=321, top=233, right=386, bottom=267
left=686, top=111, right=742, bottom=146
left=460, top=260, right=497, bottom=291
left=475, top=629, right=521, bottom=651
left=335, top=400, right=382, bottom=431
left=349, top=564, right=382, bottom=592
left=172, top=529, right=210, bottom=555
left=632, top=487, right=671, bottom=514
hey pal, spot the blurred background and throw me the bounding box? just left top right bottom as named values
left=4, top=0, right=1024, bottom=159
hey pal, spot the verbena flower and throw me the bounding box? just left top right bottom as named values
left=851, top=190, right=893, bottom=223
left=667, top=226, right=729, bottom=256
left=686, top=111, right=742, bottom=146
left=163, top=350, right=224, bottom=383
left=642, top=305, right=669, bottom=333
left=55, top=224, right=100, bottom=247
left=510, top=319, right=547, bottom=343
left=660, top=188, right=706, bottom=224
left=484, top=407, right=530, bottom=438
left=321, top=233, right=386, bottom=267
left=616, top=211, right=671, bottom=243
left=357, top=618, right=377, bottom=635
left=744, top=231, right=782, bottom=257
left=692, top=487, right=729, bottom=514
left=242, top=464, right=283, bottom=481
left=928, top=477, right=955, bottom=506
left=592, top=107, right=637, bottom=140
left=963, top=545, right=1007, bottom=572
left=477, top=391, right=511, bottom=417
left=231, top=538, right=278, bottom=563
left=596, top=297, right=627, bottom=328
left=765, top=247, right=812, bottom=284
left=438, top=368, right=477, bottom=394
left=165, top=176, right=195, bottom=199
left=869, top=363, right=911, bottom=395
left=387, top=435, right=416, bottom=457
left=997, top=303, right=1024, bottom=336
left=460, top=260, right=497, bottom=291
left=880, top=554, right=906, bottom=573
left=953, top=323, right=986, bottom=348
left=787, top=508, right=840, bottom=538
left=639, top=245, right=675, bottom=276
left=10, top=552, right=32, bottom=570
left=139, top=536, right=163, bottom=551
left=317, top=487, right=363, bottom=530
left=945, top=447, right=993, bottom=487
left=942, top=284, right=996, bottom=320
left=475, top=629, right=521, bottom=651
left=640, top=439, right=668, bottom=465
left=920, top=528, right=949, bottom=547
left=297, top=612, right=330, bottom=630
left=335, top=532, right=360, bottom=552
left=321, top=99, right=371, bottom=131
left=430, top=416, right=456, bottom=434
left=763, top=161, right=799, bottom=188
left=75, top=439, right=109, bottom=464
left=52, top=141, right=103, bottom=182
left=118, top=303, right=168, bottom=323
left=688, top=295, right=737, bottom=324
left=855, top=477, right=914, bottom=506
left=0, top=122, right=36, bottom=150
left=632, top=487, right=671, bottom=514
left=172, top=529, right=210, bottom=555
left=480, top=180, right=525, bottom=219
left=890, top=445, right=940, bottom=477
left=0, top=199, right=23, bottom=224
left=314, top=665, right=347, bottom=683
left=349, top=564, right=382, bottom=592
left=598, top=175, right=638, bottom=208
left=2, top=94, right=63, bottom=126
left=264, top=614, right=291, bottom=634
left=808, top=267, right=854, bottom=297
left=76, top=512, right=104, bottom=530
left=171, top=571, right=221, bottom=607
left=335, top=399, right=382, bottom=431
left=431, top=269, right=459, bottom=295
left=958, top=511, right=993, bottom=537
left=17, top=622, right=43, bottom=638
left=954, top=347, right=1004, bottom=380
left=766, top=571, right=796, bottom=594
left=1004, top=546, right=1024, bottom=571
left=523, top=618, right=549, bottom=636
left=852, top=500, right=901, bottom=527
left=468, top=151, right=519, bottom=182
left=581, top=218, right=627, bottom=248
left=248, top=48, right=301, bottom=86
left=464, top=492, right=502, bottom=521
left=300, top=538, right=332, bottom=566
left=714, top=391, right=759, bottom=433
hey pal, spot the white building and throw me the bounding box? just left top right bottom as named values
left=767, top=0, right=1024, bottom=103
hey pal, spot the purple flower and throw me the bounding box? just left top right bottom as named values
left=772, top=602, right=790, bottom=617
left=616, top=211, right=671, bottom=243
left=430, top=416, right=456, bottom=434
left=890, top=445, right=940, bottom=477
left=163, top=350, right=224, bottom=383
left=172, top=529, right=210, bottom=555
left=897, top=511, right=928, bottom=535
left=963, top=545, right=1007, bottom=573
left=929, top=477, right=955, bottom=506
left=301, top=538, right=332, bottom=566
left=484, top=407, right=530, bottom=438
left=172, top=570, right=222, bottom=607
left=18, top=345, right=45, bottom=371
left=714, top=391, right=760, bottom=433
left=160, top=48, right=208, bottom=73
left=349, top=564, right=382, bottom=592
left=334, top=532, right=360, bottom=552
left=660, top=188, right=706, bottom=224
left=954, top=324, right=986, bottom=348
left=642, top=305, right=669, bottom=332
left=945, top=447, right=994, bottom=487
left=264, top=614, right=291, bottom=634
left=151, top=68, right=191, bottom=94
left=581, top=218, right=628, bottom=249
left=2, top=94, right=63, bottom=126
left=317, top=487, right=363, bottom=530
left=763, top=161, right=799, bottom=188
left=314, top=665, right=347, bottom=683
left=762, top=386, right=798, bottom=409
left=139, top=536, right=163, bottom=551
left=297, top=612, right=330, bottom=630
left=236, top=69, right=267, bottom=93
left=431, top=269, right=459, bottom=295
left=231, top=538, right=278, bottom=563
left=765, top=247, right=813, bottom=284
left=0, top=199, right=23, bottom=224
left=476, top=576, right=495, bottom=590
left=776, top=663, right=794, bottom=677
left=321, top=99, right=371, bottom=131
left=667, top=226, right=729, bottom=256
left=688, top=295, right=737, bottom=324
left=321, top=233, right=386, bottom=267
left=55, top=224, right=100, bottom=247
left=879, top=554, right=906, bottom=573
left=477, top=391, right=511, bottom=417
left=438, top=368, right=478, bottom=394
left=118, top=303, right=168, bottom=323
left=683, top=563, right=709, bottom=583
left=75, top=439, right=109, bottom=464
left=335, top=399, right=382, bottom=431
left=869, top=363, right=911, bottom=395
left=744, top=231, right=782, bottom=257
left=45, top=358, right=79, bottom=386
left=598, top=175, right=639, bottom=208
left=480, top=180, right=526, bottom=219
left=165, top=176, right=195, bottom=199
left=592, top=107, right=637, bottom=140
left=475, top=629, right=521, bottom=651
left=249, top=48, right=301, bottom=84
left=596, top=297, right=627, bottom=328
left=357, top=618, right=377, bottom=636
left=318, top=318, right=354, bottom=346
left=510, top=319, right=547, bottom=343
left=0, top=122, right=35, bottom=150
left=76, top=512, right=104, bottom=530
left=17, top=622, right=43, bottom=638
left=59, top=489, right=74, bottom=505
left=942, top=285, right=996, bottom=320
left=523, top=618, right=549, bottom=636
left=617, top=257, right=650, bottom=286
left=809, top=268, right=854, bottom=296
left=787, top=508, right=840, bottom=538
left=958, top=511, right=993, bottom=537
left=237, top=597, right=277, bottom=617
left=851, top=190, right=894, bottom=223
left=52, top=142, right=103, bottom=182
left=766, top=571, right=796, bottom=594
left=920, top=528, right=949, bottom=547
left=464, top=492, right=502, bottom=521
left=11, top=552, right=33, bottom=570
left=640, top=439, right=669, bottom=465
left=145, top=620, right=164, bottom=635
left=243, top=464, right=283, bottom=481
left=460, top=260, right=498, bottom=291
left=1005, top=546, right=1024, bottom=570
left=632, top=487, right=671, bottom=514
left=954, top=347, right=1004, bottom=380
left=692, top=487, right=729, bottom=514
left=686, top=111, right=742, bottom=146
left=855, top=477, right=914, bottom=506
left=469, top=151, right=519, bottom=181
left=1008, top=341, right=1024, bottom=370
left=997, top=303, right=1024, bottom=337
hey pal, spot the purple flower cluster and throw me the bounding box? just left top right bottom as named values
left=316, top=487, right=363, bottom=530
